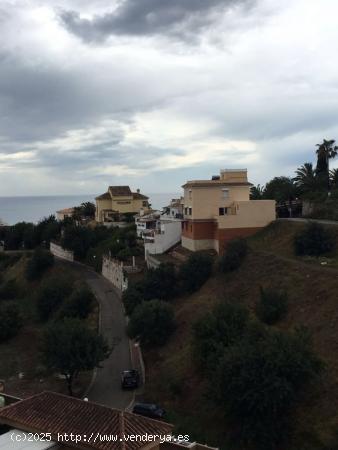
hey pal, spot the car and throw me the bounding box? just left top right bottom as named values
left=121, top=370, right=140, bottom=389
left=132, top=403, right=165, bottom=420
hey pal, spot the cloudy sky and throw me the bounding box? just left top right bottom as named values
left=0, top=0, right=337, bottom=196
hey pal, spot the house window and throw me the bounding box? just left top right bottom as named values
left=219, top=207, right=228, bottom=216
left=142, top=201, right=148, bottom=207
left=190, top=225, right=193, bottom=232
left=189, top=189, right=192, bottom=200
left=185, top=207, right=188, bottom=215
left=189, top=207, right=192, bottom=215
left=222, top=189, right=229, bottom=199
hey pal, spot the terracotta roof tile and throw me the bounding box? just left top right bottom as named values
left=0, top=392, right=173, bottom=450
left=108, top=186, right=132, bottom=197
left=96, top=192, right=111, bottom=200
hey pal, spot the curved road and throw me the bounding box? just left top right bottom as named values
left=57, top=260, right=133, bottom=410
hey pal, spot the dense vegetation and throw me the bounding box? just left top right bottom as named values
left=194, top=300, right=323, bottom=449
left=124, top=253, right=214, bottom=346
left=294, top=221, right=335, bottom=256
left=250, top=139, right=338, bottom=219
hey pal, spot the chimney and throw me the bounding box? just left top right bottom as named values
left=137, top=189, right=140, bottom=193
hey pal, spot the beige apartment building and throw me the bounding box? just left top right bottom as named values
left=96, top=185, right=149, bottom=223
left=182, top=169, right=275, bottom=253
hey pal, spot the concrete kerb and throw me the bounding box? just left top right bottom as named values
left=83, top=289, right=102, bottom=399
left=55, top=257, right=146, bottom=409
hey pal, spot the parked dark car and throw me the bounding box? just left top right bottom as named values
left=121, top=370, right=140, bottom=389
left=132, top=403, right=165, bottom=420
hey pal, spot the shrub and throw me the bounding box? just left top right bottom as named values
left=179, top=253, right=213, bottom=293
left=116, top=247, right=132, bottom=262
left=127, top=300, right=176, bottom=347
left=143, top=263, right=178, bottom=301
left=26, top=248, right=54, bottom=280
left=192, top=302, right=250, bottom=370
left=57, top=285, right=94, bottom=320
left=256, top=287, right=288, bottom=325
left=36, top=276, right=74, bottom=321
left=294, top=222, right=335, bottom=256
left=213, top=327, right=324, bottom=449
left=0, top=279, right=18, bottom=300
left=122, top=283, right=145, bottom=316
left=219, top=238, right=248, bottom=272
left=0, top=303, right=23, bottom=342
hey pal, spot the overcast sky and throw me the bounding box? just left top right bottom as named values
left=0, top=0, right=337, bottom=196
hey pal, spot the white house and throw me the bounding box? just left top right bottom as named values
left=144, top=218, right=182, bottom=255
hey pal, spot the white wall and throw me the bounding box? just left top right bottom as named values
left=50, top=242, right=74, bottom=262
left=144, top=220, right=182, bottom=255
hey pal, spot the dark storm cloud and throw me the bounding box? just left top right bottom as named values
left=60, top=0, right=251, bottom=42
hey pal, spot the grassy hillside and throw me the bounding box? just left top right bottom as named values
left=143, top=221, right=338, bottom=449
left=0, top=253, right=99, bottom=398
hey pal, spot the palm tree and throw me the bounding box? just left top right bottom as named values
left=316, top=139, right=338, bottom=193
left=293, top=162, right=317, bottom=193
left=330, top=168, right=338, bottom=188
left=250, top=184, right=265, bottom=200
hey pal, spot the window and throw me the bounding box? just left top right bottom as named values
left=185, top=207, right=188, bottom=215
left=142, top=201, right=148, bottom=207
left=222, top=189, right=229, bottom=199
left=219, top=207, right=228, bottom=216
left=189, top=189, right=192, bottom=200
left=189, top=207, right=192, bottom=215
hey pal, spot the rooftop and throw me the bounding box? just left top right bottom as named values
left=0, top=391, right=173, bottom=450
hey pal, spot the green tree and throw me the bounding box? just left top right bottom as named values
left=330, top=168, right=338, bottom=189
left=250, top=184, right=265, bottom=200
left=193, top=302, right=249, bottom=371
left=294, top=163, right=318, bottom=195
left=143, top=263, right=178, bottom=300
left=36, top=275, right=74, bottom=321
left=263, top=176, right=298, bottom=203
left=316, top=139, right=338, bottom=192
left=179, top=253, right=213, bottom=293
left=214, top=327, right=324, bottom=449
left=122, top=283, right=145, bottom=316
left=219, top=238, right=248, bottom=272
left=41, top=319, right=110, bottom=395
left=127, top=300, right=176, bottom=347
left=58, top=285, right=94, bottom=320
left=294, top=222, right=335, bottom=256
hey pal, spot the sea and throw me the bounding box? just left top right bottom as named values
left=0, top=193, right=180, bottom=225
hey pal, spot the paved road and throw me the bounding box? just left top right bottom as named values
left=57, top=260, right=133, bottom=410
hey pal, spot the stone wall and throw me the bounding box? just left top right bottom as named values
left=102, top=256, right=129, bottom=292
left=50, top=242, right=74, bottom=262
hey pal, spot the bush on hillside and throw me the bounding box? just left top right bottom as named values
left=219, top=238, right=248, bottom=273
left=179, top=253, right=213, bottom=293
left=0, top=303, right=23, bottom=342
left=0, top=279, right=18, bottom=301
left=255, top=287, right=288, bottom=325
left=213, top=327, right=324, bottom=449
left=57, top=285, right=94, bottom=320
left=122, top=283, right=145, bottom=316
left=36, top=275, right=74, bottom=321
left=192, top=302, right=250, bottom=370
left=26, top=248, right=54, bottom=280
left=294, top=222, right=335, bottom=256
left=143, top=263, right=178, bottom=301
left=127, top=300, right=176, bottom=347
